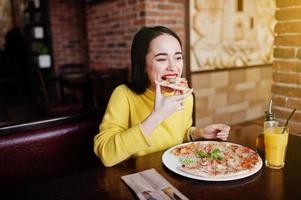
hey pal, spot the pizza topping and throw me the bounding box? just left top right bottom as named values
left=196, top=148, right=224, bottom=161
left=211, top=148, right=224, bottom=161
left=196, top=150, right=210, bottom=158
left=178, top=157, right=196, bottom=166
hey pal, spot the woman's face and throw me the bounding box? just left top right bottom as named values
left=146, top=33, right=183, bottom=91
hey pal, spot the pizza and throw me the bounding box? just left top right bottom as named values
left=159, top=77, right=190, bottom=92
left=169, top=141, right=262, bottom=179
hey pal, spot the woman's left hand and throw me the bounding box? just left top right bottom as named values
left=203, top=124, right=230, bottom=141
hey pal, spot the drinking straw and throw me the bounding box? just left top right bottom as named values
left=281, top=108, right=296, bottom=134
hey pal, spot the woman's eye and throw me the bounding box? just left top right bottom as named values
left=156, top=58, right=167, bottom=62
left=176, top=56, right=182, bottom=60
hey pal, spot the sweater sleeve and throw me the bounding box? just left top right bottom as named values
left=93, top=85, right=151, bottom=167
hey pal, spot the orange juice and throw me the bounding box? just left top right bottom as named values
left=264, top=127, right=289, bottom=169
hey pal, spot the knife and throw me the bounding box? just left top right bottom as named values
left=162, top=187, right=183, bottom=200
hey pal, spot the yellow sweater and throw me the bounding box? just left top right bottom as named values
left=94, top=84, right=193, bottom=167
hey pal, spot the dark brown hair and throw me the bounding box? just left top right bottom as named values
left=128, top=26, right=182, bottom=94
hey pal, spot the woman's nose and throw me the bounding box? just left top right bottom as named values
left=166, top=59, right=176, bottom=71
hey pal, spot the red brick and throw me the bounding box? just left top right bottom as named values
left=168, top=0, right=184, bottom=3
left=272, top=96, right=287, bottom=107
left=146, top=11, right=163, bottom=17
left=272, top=84, right=301, bottom=98
left=275, top=35, right=301, bottom=46
left=133, top=18, right=145, bottom=25
left=273, top=60, right=301, bottom=72
left=273, top=72, right=301, bottom=84
left=288, top=98, right=301, bottom=110
left=164, top=11, right=184, bottom=18
left=275, top=108, right=301, bottom=123
left=288, top=122, right=301, bottom=135
left=145, top=19, right=157, bottom=25
left=297, top=49, right=301, bottom=59
left=273, top=48, right=296, bottom=58
left=273, top=60, right=296, bottom=72
left=276, top=0, right=301, bottom=8
left=156, top=18, right=179, bottom=25
left=145, top=2, right=157, bottom=9
left=275, top=21, right=301, bottom=34
left=276, top=7, right=301, bottom=20
left=157, top=3, right=176, bottom=10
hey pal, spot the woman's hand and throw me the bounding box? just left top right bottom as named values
left=153, top=80, right=192, bottom=120
left=192, top=124, right=230, bottom=141
left=140, top=80, right=192, bottom=136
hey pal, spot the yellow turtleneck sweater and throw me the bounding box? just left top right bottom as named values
left=94, top=84, right=193, bottom=167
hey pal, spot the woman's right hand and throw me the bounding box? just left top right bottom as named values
left=140, top=80, right=192, bottom=136
left=153, top=80, right=192, bottom=120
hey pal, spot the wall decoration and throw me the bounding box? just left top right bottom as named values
left=0, top=0, right=13, bottom=49
left=190, top=0, right=276, bottom=72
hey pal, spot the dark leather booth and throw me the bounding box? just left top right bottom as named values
left=0, top=111, right=103, bottom=188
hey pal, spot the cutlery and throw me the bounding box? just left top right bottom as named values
left=142, top=191, right=157, bottom=200
left=162, top=187, right=183, bottom=200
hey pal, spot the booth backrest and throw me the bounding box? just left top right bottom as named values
left=0, top=115, right=101, bottom=186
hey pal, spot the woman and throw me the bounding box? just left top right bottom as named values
left=94, top=26, right=230, bottom=167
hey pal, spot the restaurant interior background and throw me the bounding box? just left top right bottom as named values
left=0, top=0, right=300, bottom=135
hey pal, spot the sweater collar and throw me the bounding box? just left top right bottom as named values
left=144, top=87, right=155, bottom=100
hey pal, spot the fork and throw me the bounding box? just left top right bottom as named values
left=142, top=191, right=157, bottom=200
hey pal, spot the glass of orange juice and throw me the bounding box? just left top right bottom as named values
left=264, top=127, right=289, bottom=169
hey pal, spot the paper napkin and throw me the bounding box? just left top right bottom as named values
left=121, top=168, right=189, bottom=200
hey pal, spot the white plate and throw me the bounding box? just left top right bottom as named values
left=162, top=141, right=263, bottom=181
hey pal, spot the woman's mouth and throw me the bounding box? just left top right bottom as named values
left=161, top=73, right=178, bottom=81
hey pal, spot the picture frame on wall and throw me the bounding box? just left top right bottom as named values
left=189, top=0, right=276, bottom=72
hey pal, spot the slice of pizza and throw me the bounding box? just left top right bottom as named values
left=159, top=76, right=191, bottom=92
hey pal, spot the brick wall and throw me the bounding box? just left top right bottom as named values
left=144, top=0, right=186, bottom=59
left=192, top=66, right=272, bottom=127
left=273, top=0, right=301, bottom=135
left=49, top=0, right=87, bottom=73
left=85, top=0, right=186, bottom=71
left=86, top=0, right=142, bottom=71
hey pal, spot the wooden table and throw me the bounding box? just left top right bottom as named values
left=7, top=125, right=301, bottom=200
